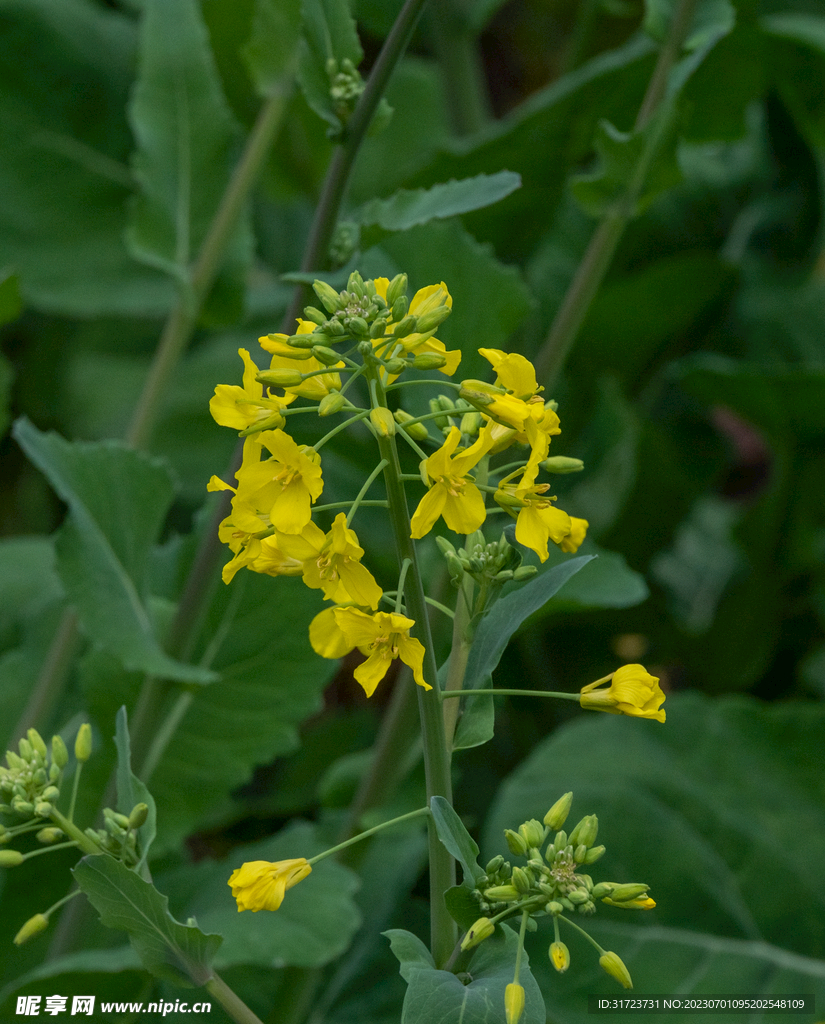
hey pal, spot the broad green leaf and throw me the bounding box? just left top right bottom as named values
left=445, top=884, right=487, bottom=931
left=532, top=543, right=649, bottom=612
left=160, top=821, right=361, bottom=970
left=388, top=924, right=545, bottom=1024
left=453, top=556, right=595, bottom=751
left=484, top=693, right=825, bottom=961
left=127, top=0, right=249, bottom=281
left=355, top=172, right=522, bottom=232
left=82, top=572, right=336, bottom=852
left=73, top=855, right=222, bottom=987
left=12, top=419, right=214, bottom=684
left=298, top=0, right=363, bottom=132
left=644, top=0, right=735, bottom=52
left=0, top=537, right=62, bottom=642
left=430, top=796, right=485, bottom=886
left=571, top=112, right=681, bottom=219
left=242, top=0, right=302, bottom=97
left=114, top=706, right=157, bottom=875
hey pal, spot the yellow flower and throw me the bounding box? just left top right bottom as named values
left=259, top=320, right=343, bottom=399
left=309, top=606, right=354, bottom=659
left=209, top=348, right=296, bottom=432
left=504, top=982, right=525, bottom=1024
left=550, top=941, right=570, bottom=972
left=372, top=279, right=461, bottom=375
left=277, top=513, right=383, bottom=607
left=228, top=858, right=312, bottom=912
left=330, top=607, right=430, bottom=697
left=579, top=664, right=666, bottom=722
left=410, top=425, right=494, bottom=538
left=234, top=428, right=323, bottom=534
left=602, top=896, right=657, bottom=910
left=559, top=516, right=588, bottom=553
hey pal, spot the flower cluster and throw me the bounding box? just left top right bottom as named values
left=208, top=271, right=588, bottom=693
left=462, top=793, right=653, bottom=997
left=0, top=729, right=66, bottom=820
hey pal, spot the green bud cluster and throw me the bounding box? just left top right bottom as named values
left=85, top=802, right=148, bottom=867
left=436, top=531, right=537, bottom=590
left=426, top=394, right=478, bottom=439
left=0, top=729, right=67, bottom=819
left=327, top=58, right=365, bottom=125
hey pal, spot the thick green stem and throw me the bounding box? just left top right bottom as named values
left=368, top=371, right=457, bottom=966
left=49, top=808, right=103, bottom=857
left=533, top=0, right=701, bottom=385
left=205, top=972, right=266, bottom=1024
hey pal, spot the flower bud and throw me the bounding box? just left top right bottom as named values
left=569, top=814, right=598, bottom=849
left=584, top=844, right=605, bottom=864
left=428, top=398, right=450, bottom=429
left=41, top=786, right=60, bottom=803
left=347, top=316, right=370, bottom=338
left=504, top=982, right=525, bottom=1024
left=519, top=819, right=545, bottom=850
left=75, top=724, right=92, bottom=763
left=0, top=849, right=24, bottom=867
left=602, top=895, right=656, bottom=909
left=369, top=317, right=389, bottom=339
left=129, top=803, right=149, bottom=830
left=303, top=306, right=328, bottom=326
left=484, top=884, right=519, bottom=902
left=319, top=392, right=346, bottom=417
left=553, top=830, right=567, bottom=851
left=599, top=951, right=633, bottom=989
left=18, top=738, right=33, bottom=761
left=541, top=456, right=585, bottom=474
left=313, top=279, right=342, bottom=314
left=369, top=407, right=396, bottom=437
left=485, top=855, right=504, bottom=875
left=282, top=337, right=316, bottom=356
left=311, top=345, right=342, bottom=366
left=412, top=352, right=447, bottom=370
left=547, top=901, right=564, bottom=915
left=568, top=888, right=590, bottom=905
left=512, top=866, right=533, bottom=894
left=607, top=883, right=649, bottom=903
left=257, top=369, right=304, bottom=388
left=36, top=827, right=63, bottom=844
left=574, top=844, right=588, bottom=863
left=512, top=566, right=538, bottom=581
left=550, top=941, right=570, bottom=972
left=504, top=829, right=528, bottom=857
left=27, top=729, right=48, bottom=760
left=347, top=271, right=365, bottom=297
left=393, top=315, right=418, bottom=338
left=391, top=295, right=409, bottom=321
left=14, top=914, right=48, bottom=946
left=393, top=409, right=430, bottom=441
left=51, top=735, right=69, bottom=770
left=543, top=792, right=573, bottom=831
left=461, top=917, right=495, bottom=950
left=384, top=357, right=407, bottom=375
left=415, top=305, right=451, bottom=334
left=386, top=273, right=408, bottom=308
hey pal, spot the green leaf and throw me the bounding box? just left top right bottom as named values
left=0, top=536, right=62, bottom=643
left=162, top=821, right=361, bottom=970
left=12, top=419, right=214, bottom=684
left=571, top=113, right=681, bottom=219
left=430, top=796, right=485, bottom=886
left=644, top=0, right=735, bottom=52
left=484, top=693, right=825, bottom=962
left=242, top=0, right=302, bottom=97
left=297, top=0, right=363, bottom=131
left=114, top=706, right=157, bottom=876
left=0, top=269, right=22, bottom=326
left=388, top=924, right=545, bottom=1024
left=72, top=855, right=222, bottom=987
left=532, top=543, right=649, bottom=612
left=355, top=172, right=522, bottom=232
left=453, top=556, right=595, bottom=751
left=82, top=573, right=336, bottom=852
left=445, top=884, right=486, bottom=931
left=127, top=0, right=249, bottom=281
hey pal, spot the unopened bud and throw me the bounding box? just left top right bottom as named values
left=484, top=884, right=519, bottom=902
left=391, top=295, right=409, bottom=321
left=518, top=819, right=545, bottom=849
left=554, top=830, right=568, bottom=851
left=369, top=407, right=396, bottom=437
left=393, top=315, right=418, bottom=338
left=599, top=951, right=633, bottom=989
left=0, top=849, right=25, bottom=867
left=14, top=914, right=49, bottom=946
left=504, top=982, right=525, bottom=1024
left=541, top=456, right=584, bottom=474
left=128, top=803, right=149, bottom=830
left=347, top=271, right=365, bottom=297
left=36, top=828, right=63, bottom=844
left=512, top=566, right=538, bottom=581
left=311, top=345, right=342, bottom=366
left=51, top=735, right=69, bottom=770
left=257, top=369, right=304, bottom=388
left=584, top=845, right=605, bottom=864
left=282, top=336, right=316, bottom=354
left=547, top=901, right=564, bottom=915
left=384, top=357, right=407, bottom=375
left=543, top=792, right=573, bottom=831
left=27, top=729, right=47, bottom=760
left=394, top=409, right=430, bottom=441
left=568, top=888, right=590, bottom=905
left=415, top=305, right=451, bottom=334
left=608, top=883, right=649, bottom=903
left=370, top=317, right=389, bottom=339
left=504, top=829, right=528, bottom=857
left=460, top=411, right=481, bottom=436
left=319, top=392, right=346, bottom=417
left=303, top=306, right=328, bottom=326
left=494, top=489, right=526, bottom=509
left=75, top=724, right=92, bottom=763
left=313, top=279, right=342, bottom=314
left=386, top=273, right=408, bottom=308
left=550, top=941, right=570, bottom=972
left=41, top=786, right=60, bottom=803
left=348, top=316, right=370, bottom=338
left=569, top=814, right=598, bottom=849
left=602, top=895, right=656, bottom=909
left=485, top=855, right=504, bottom=875
left=512, top=866, right=533, bottom=894
left=574, top=844, right=588, bottom=863
left=461, top=917, right=495, bottom=950
left=412, top=352, right=447, bottom=369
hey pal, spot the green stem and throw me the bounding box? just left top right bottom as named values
left=67, top=759, right=83, bottom=823
left=21, top=840, right=79, bottom=861
left=205, top=971, right=266, bottom=1024
left=440, top=688, right=581, bottom=701
left=367, top=366, right=457, bottom=966
left=442, top=576, right=474, bottom=748
left=309, top=806, right=430, bottom=866
left=532, top=0, right=700, bottom=386
left=48, top=808, right=103, bottom=857
left=557, top=913, right=606, bottom=955
left=346, top=459, right=389, bottom=525
left=140, top=690, right=194, bottom=784
left=313, top=499, right=388, bottom=513
left=513, top=909, right=529, bottom=983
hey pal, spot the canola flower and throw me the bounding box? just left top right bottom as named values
left=228, top=858, right=312, bottom=912
left=579, top=664, right=666, bottom=722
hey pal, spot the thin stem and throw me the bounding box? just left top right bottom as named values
left=346, top=458, right=388, bottom=525
left=557, top=913, right=606, bottom=955
left=67, top=760, right=83, bottom=824
left=21, top=840, right=80, bottom=861
left=441, top=576, right=474, bottom=748
left=533, top=0, right=700, bottom=386
left=140, top=690, right=194, bottom=784
left=312, top=408, right=371, bottom=450
left=44, top=889, right=82, bottom=919
left=205, top=972, right=266, bottom=1024
left=440, top=688, right=581, bottom=701
left=513, top=909, right=529, bottom=983
left=309, top=806, right=429, bottom=866
left=313, top=499, right=389, bottom=513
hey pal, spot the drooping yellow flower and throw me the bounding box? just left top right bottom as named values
left=209, top=348, right=296, bottom=432
left=277, top=514, right=383, bottom=608
left=234, top=428, right=323, bottom=534
left=259, top=320, right=343, bottom=399
left=579, top=664, right=666, bottom=722
left=559, top=516, right=588, bottom=553
left=228, top=858, right=312, bottom=912
left=504, top=982, right=525, bottom=1024
left=410, top=425, right=494, bottom=538
left=372, top=278, right=461, bottom=375
left=330, top=607, right=430, bottom=697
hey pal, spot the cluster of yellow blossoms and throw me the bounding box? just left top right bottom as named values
left=208, top=272, right=587, bottom=695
